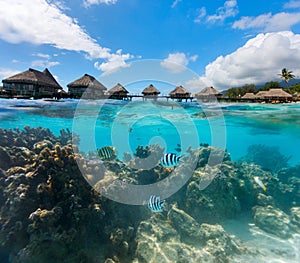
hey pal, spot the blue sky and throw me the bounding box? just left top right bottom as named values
left=0, top=0, right=300, bottom=92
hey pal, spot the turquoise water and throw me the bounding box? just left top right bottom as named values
left=1, top=99, right=300, bottom=164
left=0, top=98, right=300, bottom=262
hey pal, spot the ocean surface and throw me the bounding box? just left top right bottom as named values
left=0, top=98, right=299, bottom=262
left=1, top=98, right=300, bottom=164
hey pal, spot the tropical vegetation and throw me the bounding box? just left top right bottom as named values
left=278, top=68, right=295, bottom=87
left=223, top=68, right=299, bottom=98
left=223, top=84, right=258, bottom=98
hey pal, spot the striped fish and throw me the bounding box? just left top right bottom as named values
left=160, top=153, right=181, bottom=168
left=147, top=195, right=165, bottom=213
left=97, top=146, right=116, bottom=160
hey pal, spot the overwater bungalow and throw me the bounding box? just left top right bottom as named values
left=107, top=83, right=129, bottom=100
left=142, top=84, right=160, bottom=99
left=255, top=91, right=269, bottom=100
left=0, top=86, right=10, bottom=98
left=241, top=92, right=256, bottom=101
left=194, top=86, right=222, bottom=100
left=67, top=74, right=107, bottom=99
left=57, top=89, right=69, bottom=99
left=263, top=88, right=293, bottom=103
left=169, top=85, right=191, bottom=101
left=2, top=68, right=62, bottom=99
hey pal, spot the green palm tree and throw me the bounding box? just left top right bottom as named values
left=279, top=68, right=295, bottom=87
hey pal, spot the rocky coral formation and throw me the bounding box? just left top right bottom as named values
left=241, top=144, right=290, bottom=172
left=136, top=206, right=246, bottom=263
left=0, top=127, right=77, bottom=171
left=0, top=129, right=108, bottom=262
left=126, top=144, right=165, bottom=172
left=0, top=128, right=299, bottom=262
left=290, top=207, right=300, bottom=232
left=253, top=205, right=293, bottom=238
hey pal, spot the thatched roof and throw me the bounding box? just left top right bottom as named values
left=142, top=84, right=160, bottom=95
left=195, top=86, right=221, bottom=97
left=241, top=93, right=256, bottom=99
left=107, top=83, right=129, bottom=95
left=67, top=74, right=106, bottom=90
left=255, top=91, right=268, bottom=98
left=169, top=85, right=190, bottom=96
left=2, top=68, right=62, bottom=89
left=264, top=88, right=292, bottom=98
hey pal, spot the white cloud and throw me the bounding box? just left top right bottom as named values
left=31, top=60, right=60, bottom=68
left=161, top=53, right=189, bottom=73
left=284, top=0, right=300, bottom=9
left=206, top=0, right=238, bottom=23
left=83, top=0, right=117, bottom=8
left=194, top=7, right=207, bottom=23
left=53, top=75, right=60, bottom=82
left=32, top=53, right=51, bottom=59
left=233, top=12, right=300, bottom=31
left=189, top=54, right=198, bottom=62
left=48, top=0, right=70, bottom=11
left=203, top=31, right=300, bottom=90
left=171, top=0, right=182, bottom=8
left=0, top=68, right=20, bottom=79
left=94, top=49, right=134, bottom=76
left=0, top=0, right=109, bottom=58
left=0, top=0, right=132, bottom=75
left=160, top=52, right=197, bottom=73
left=185, top=77, right=212, bottom=94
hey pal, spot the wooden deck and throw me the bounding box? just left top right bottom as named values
left=105, top=94, right=195, bottom=102
left=0, top=92, right=298, bottom=103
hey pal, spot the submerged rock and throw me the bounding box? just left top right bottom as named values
left=168, top=206, right=244, bottom=255
left=290, top=206, right=300, bottom=232
left=257, top=193, right=274, bottom=206
left=136, top=207, right=246, bottom=263
left=0, top=146, right=11, bottom=170
left=185, top=166, right=241, bottom=223
left=167, top=206, right=202, bottom=241
left=253, top=205, right=293, bottom=238
left=135, top=216, right=205, bottom=263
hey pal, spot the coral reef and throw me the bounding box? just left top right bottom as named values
left=290, top=207, right=300, bottom=232
left=253, top=205, right=293, bottom=238
left=136, top=206, right=245, bottom=263
left=0, top=128, right=299, bottom=262
left=0, top=126, right=77, bottom=171
left=277, top=164, right=300, bottom=183
left=0, top=128, right=107, bottom=262
left=241, top=144, right=290, bottom=172
left=126, top=144, right=165, bottom=171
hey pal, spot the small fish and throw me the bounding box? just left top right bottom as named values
left=160, top=153, right=181, bottom=168
left=174, top=147, right=181, bottom=152
left=97, top=146, right=115, bottom=160
left=254, top=176, right=267, bottom=191
left=147, top=195, right=165, bottom=212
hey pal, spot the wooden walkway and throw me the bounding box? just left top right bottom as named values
left=0, top=92, right=297, bottom=103
left=103, top=94, right=195, bottom=102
